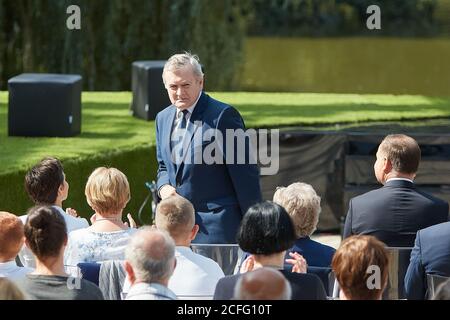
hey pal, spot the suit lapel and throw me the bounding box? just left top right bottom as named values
left=165, top=106, right=177, bottom=176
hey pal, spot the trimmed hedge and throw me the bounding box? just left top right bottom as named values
left=0, top=145, right=157, bottom=225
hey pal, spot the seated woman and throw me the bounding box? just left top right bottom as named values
left=332, top=235, right=389, bottom=300
left=273, top=182, right=336, bottom=268
left=65, top=167, right=136, bottom=266
left=213, top=201, right=327, bottom=300
left=17, top=206, right=103, bottom=300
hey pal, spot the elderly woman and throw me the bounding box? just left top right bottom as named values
left=213, top=201, right=327, bottom=300
left=18, top=206, right=103, bottom=300
left=273, top=182, right=336, bottom=268
left=332, top=235, right=389, bottom=300
left=65, top=167, right=136, bottom=266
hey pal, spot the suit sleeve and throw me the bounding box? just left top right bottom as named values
left=217, top=107, right=262, bottom=216
left=156, top=114, right=170, bottom=190
left=343, top=199, right=353, bottom=239
left=404, top=231, right=426, bottom=300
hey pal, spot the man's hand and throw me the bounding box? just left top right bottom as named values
left=159, top=185, right=177, bottom=199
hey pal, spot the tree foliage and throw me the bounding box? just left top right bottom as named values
left=0, top=0, right=250, bottom=90
left=248, top=0, right=444, bottom=37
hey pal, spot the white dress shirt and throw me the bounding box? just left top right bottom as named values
left=65, top=227, right=137, bottom=267
left=386, top=177, right=414, bottom=183
left=0, top=260, right=33, bottom=282
left=168, top=246, right=225, bottom=299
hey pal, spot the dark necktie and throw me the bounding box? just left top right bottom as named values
left=171, top=109, right=189, bottom=168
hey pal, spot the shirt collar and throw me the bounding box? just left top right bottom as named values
left=386, top=177, right=414, bottom=184
left=176, top=246, right=193, bottom=254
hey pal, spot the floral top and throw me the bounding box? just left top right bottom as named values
left=65, top=227, right=137, bottom=267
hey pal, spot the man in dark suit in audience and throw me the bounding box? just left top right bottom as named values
left=404, top=221, right=450, bottom=300
left=343, top=134, right=448, bottom=247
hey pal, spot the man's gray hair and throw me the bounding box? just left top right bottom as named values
left=162, top=52, right=204, bottom=84
left=125, top=227, right=175, bottom=283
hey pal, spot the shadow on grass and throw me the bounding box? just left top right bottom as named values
left=80, top=131, right=136, bottom=139
left=236, top=101, right=450, bottom=122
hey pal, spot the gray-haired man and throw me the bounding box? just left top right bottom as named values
left=124, top=227, right=177, bottom=300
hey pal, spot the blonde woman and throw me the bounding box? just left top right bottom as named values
left=273, top=182, right=335, bottom=268
left=65, top=167, right=137, bottom=266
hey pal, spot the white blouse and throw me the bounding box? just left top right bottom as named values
left=65, top=227, right=137, bottom=267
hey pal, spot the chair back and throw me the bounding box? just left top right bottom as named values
left=384, top=246, right=413, bottom=300
left=306, top=266, right=335, bottom=296
left=77, top=262, right=101, bottom=286
left=426, top=273, right=450, bottom=299
left=190, top=243, right=243, bottom=275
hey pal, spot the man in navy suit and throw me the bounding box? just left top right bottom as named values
left=404, top=221, right=450, bottom=300
left=155, top=53, right=261, bottom=244
left=343, top=134, right=448, bottom=247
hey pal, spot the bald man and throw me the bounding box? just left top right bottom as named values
left=124, top=227, right=177, bottom=300
left=233, top=267, right=292, bottom=300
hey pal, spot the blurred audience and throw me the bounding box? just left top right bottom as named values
left=344, top=134, right=448, bottom=247
left=19, top=157, right=88, bottom=267
left=404, top=221, right=450, bottom=300
left=124, top=227, right=177, bottom=300
left=0, top=212, right=33, bottom=281
left=17, top=206, right=103, bottom=300
left=214, top=201, right=327, bottom=300
left=273, top=182, right=335, bottom=268
left=0, top=278, right=25, bottom=300
left=65, top=167, right=136, bottom=266
left=233, top=267, right=291, bottom=300
left=155, top=195, right=224, bottom=299
left=332, top=235, right=389, bottom=300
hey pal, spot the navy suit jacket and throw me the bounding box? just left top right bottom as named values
left=213, top=269, right=327, bottom=300
left=343, top=180, right=448, bottom=247
left=285, top=237, right=336, bottom=268
left=404, top=221, right=450, bottom=300
left=156, top=92, right=262, bottom=244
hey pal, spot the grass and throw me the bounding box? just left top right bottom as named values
left=1, top=91, right=450, bottom=175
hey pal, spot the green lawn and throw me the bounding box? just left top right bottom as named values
left=1, top=91, right=450, bottom=175
left=1, top=90, right=450, bottom=220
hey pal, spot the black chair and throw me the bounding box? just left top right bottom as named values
left=306, top=266, right=335, bottom=296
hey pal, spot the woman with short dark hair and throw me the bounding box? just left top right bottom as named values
left=214, top=201, right=327, bottom=300
left=17, top=206, right=103, bottom=300
left=237, top=201, right=296, bottom=255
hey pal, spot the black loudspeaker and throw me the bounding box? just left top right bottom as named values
left=131, top=61, right=171, bottom=121
left=8, top=73, right=82, bottom=137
